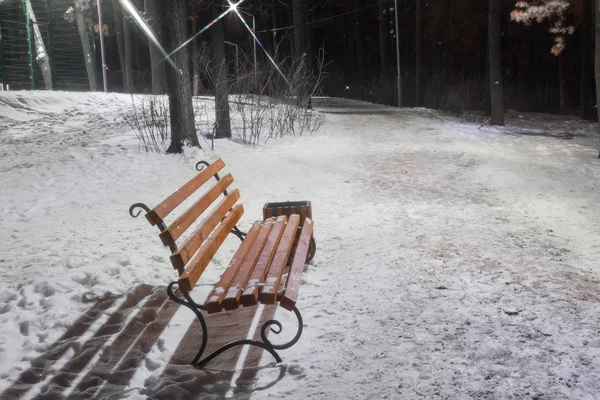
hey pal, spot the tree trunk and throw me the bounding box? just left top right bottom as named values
left=559, top=53, right=565, bottom=114
left=292, top=0, right=307, bottom=60
left=354, top=0, right=365, bottom=84
left=272, top=1, right=279, bottom=58
left=75, top=11, right=96, bottom=91
left=581, top=0, right=592, bottom=119
left=145, top=0, right=165, bottom=94
left=596, top=0, right=600, bottom=157
left=191, top=17, right=200, bottom=96
left=488, top=0, right=504, bottom=126
left=415, top=0, right=424, bottom=106
left=123, top=11, right=134, bottom=93
left=112, top=0, right=126, bottom=91
left=162, top=0, right=199, bottom=153
left=379, top=0, right=390, bottom=75
left=212, top=15, right=231, bottom=139
left=433, top=0, right=449, bottom=107
left=24, top=0, right=52, bottom=89
left=306, top=1, right=315, bottom=75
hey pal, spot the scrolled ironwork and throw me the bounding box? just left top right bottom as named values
left=166, top=282, right=303, bottom=368
left=195, top=160, right=210, bottom=171
left=261, top=306, right=304, bottom=350
left=129, top=203, right=150, bottom=218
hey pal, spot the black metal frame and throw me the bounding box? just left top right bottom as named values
left=166, top=282, right=303, bottom=367
left=129, top=160, right=304, bottom=367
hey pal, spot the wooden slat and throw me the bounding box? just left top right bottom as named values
left=221, top=219, right=275, bottom=310
left=159, top=174, right=234, bottom=247
left=204, top=221, right=262, bottom=314
left=280, top=218, right=313, bottom=311
left=259, top=215, right=301, bottom=305
left=177, top=205, right=244, bottom=292
left=170, top=189, right=240, bottom=270
left=240, top=216, right=287, bottom=307
left=145, top=159, right=225, bottom=225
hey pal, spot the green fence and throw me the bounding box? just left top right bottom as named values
left=0, top=0, right=97, bottom=90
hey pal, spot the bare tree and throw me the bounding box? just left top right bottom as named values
left=488, top=0, right=504, bottom=126
left=66, top=0, right=96, bottom=91
left=111, top=0, right=127, bottom=90
left=596, top=0, right=600, bottom=157
left=415, top=0, right=424, bottom=106
left=211, top=13, right=231, bottom=139
left=292, top=0, right=307, bottom=60
left=122, top=8, right=134, bottom=93
left=24, top=0, right=52, bottom=89
left=581, top=0, right=592, bottom=119
left=145, top=0, right=165, bottom=94
left=162, top=0, right=199, bottom=153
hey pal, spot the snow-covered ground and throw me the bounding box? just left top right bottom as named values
left=1, top=91, right=600, bottom=399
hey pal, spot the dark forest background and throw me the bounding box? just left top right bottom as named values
left=98, top=0, right=596, bottom=119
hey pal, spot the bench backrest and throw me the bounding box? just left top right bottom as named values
left=143, top=159, right=243, bottom=292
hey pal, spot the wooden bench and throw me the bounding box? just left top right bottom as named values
left=129, top=158, right=314, bottom=367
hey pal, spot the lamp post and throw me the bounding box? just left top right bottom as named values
left=224, top=40, right=239, bottom=73
left=394, top=0, right=402, bottom=107
left=97, top=0, right=108, bottom=91
left=238, top=9, right=257, bottom=82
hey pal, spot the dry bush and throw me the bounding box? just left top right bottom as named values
left=121, top=95, right=170, bottom=153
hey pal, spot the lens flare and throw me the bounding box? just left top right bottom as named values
left=165, top=0, right=246, bottom=59
left=231, top=8, right=291, bottom=88
left=118, top=0, right=177, bottom=71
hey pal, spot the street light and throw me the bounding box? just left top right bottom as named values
left=224, top=40, right=240, bottom=73
left=394, top=0, right=402, bottom=107
left=237, top=9, right=257, bottom=83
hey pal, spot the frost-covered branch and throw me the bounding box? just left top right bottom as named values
left=510, top=0, right=575, bottom=55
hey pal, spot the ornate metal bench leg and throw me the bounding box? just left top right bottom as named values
left=167, top=283, right=303, bottom=367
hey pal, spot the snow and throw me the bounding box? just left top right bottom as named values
left=1, top=91, right=600, bottom=399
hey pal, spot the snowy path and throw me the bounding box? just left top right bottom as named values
left=1, top=92, right=600, bottom=399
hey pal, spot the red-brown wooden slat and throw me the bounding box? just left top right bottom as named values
left=178, top=205, right=244, bottom=292
left=158, top=174, right=233, bottom=247
left=240, top=216, right=288, bottom=307
left=221, top=219, right=275, bottom=310
left=280, top=218, right=313, bottom=311
left=145, top=159, right=225, bottom=225
left=170, top=189, right=240, bottom=270
left=203, top=221, right=262, bottom=314
left=259, top=214, right=301, bottom=305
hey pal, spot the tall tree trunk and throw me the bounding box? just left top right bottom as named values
left=596, top=0, right=600, bottom=157
left=74, top=2, right=96, bottom=91
left=433, top=0, right=449, bottom=108
left=306, top=1, right=315, bottom=75
left=272, top=1, right=279, bottom=58
left=191, top=16, right=200, bottom=96
left=292, top=0, right=307, bottom=60
left=123, top=11, right=134, bottom=93
left=212, top=14, right=231, bottom=139
left=145, top=0, right=165, bottom=94
left=112, top=0, right=126, bottom=91
left=379, top=0, right=390, bottom=75
left=581, top=0, right=592, bottom=119
left=379, top=0, right=393, bottom=104
left=415, top=0, right=424, bottom=106
left=24, top=1, right=52, bottom=89
left=559, top=53, right=566, bottom=114
left=162, top=0, right=199, bottom=153
left=488, top=0, right=504, bottom=126
left=354, top=0, right=365, bottom=84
